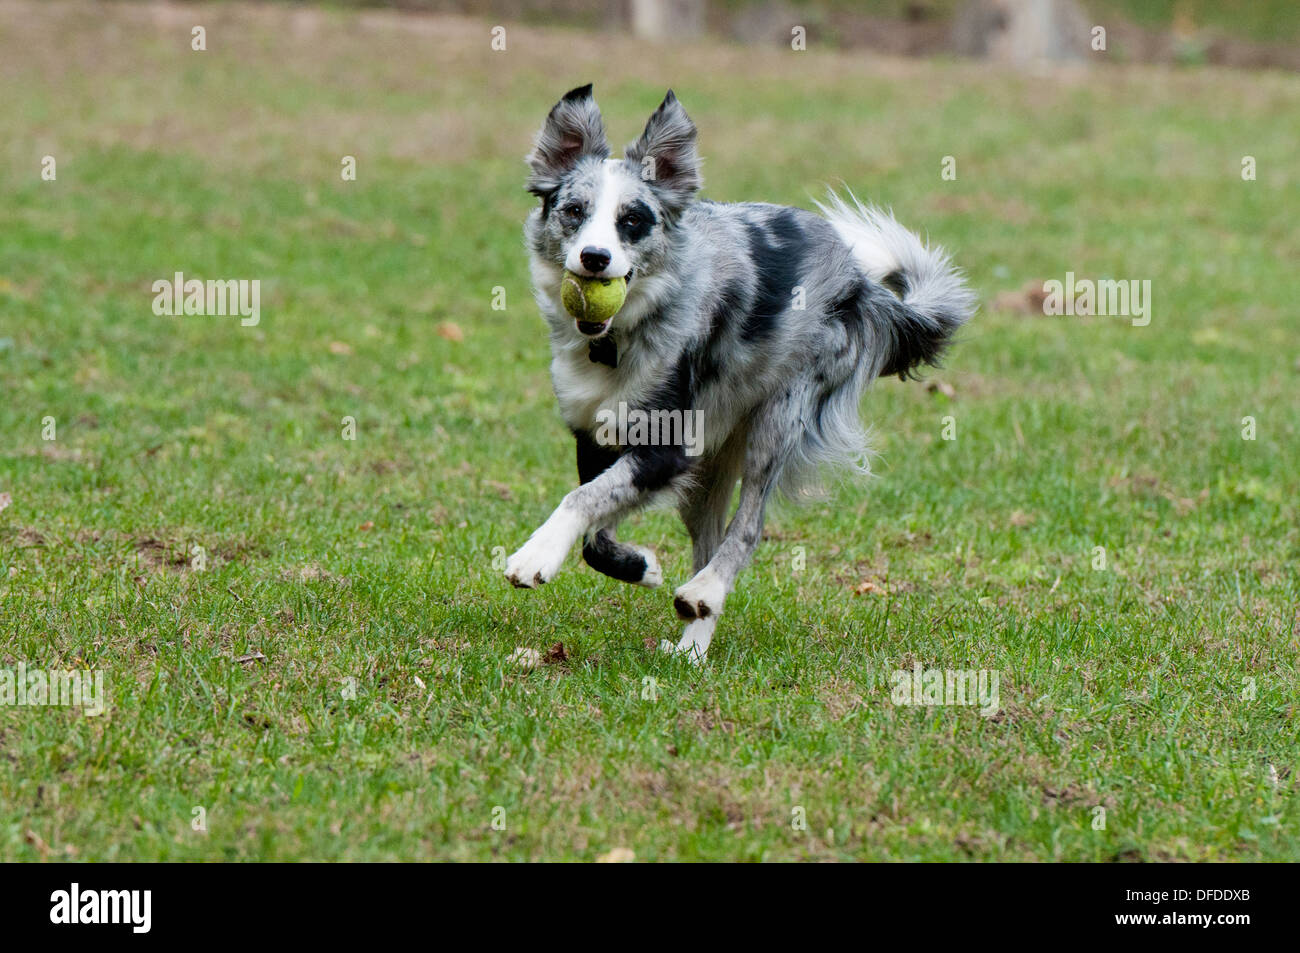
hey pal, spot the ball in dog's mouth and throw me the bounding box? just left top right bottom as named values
left=561, top=270, right=630, bottom=338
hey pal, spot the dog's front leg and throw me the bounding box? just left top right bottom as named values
left=505, top=449, right=686, bottom=589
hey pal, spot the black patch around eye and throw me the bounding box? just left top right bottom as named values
left=538, top=189, right=558, bottom=221
left=616, top=201, right=656, bottom=243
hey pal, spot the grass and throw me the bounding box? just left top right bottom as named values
left=1, top=0, right=1298, bottom=861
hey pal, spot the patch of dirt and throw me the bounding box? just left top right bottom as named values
left=1040, top=782, right=1109, bottom=809
left=885, top=529, right=934, bottom=550
left=2, top=527, right=46, bottom=548
left=129, top=532, right=268, bottom=574
left=1008, top=509, right=1036, bottom=527
left=678, top=707, right=736, bottom=735
left=817, top=678, right=864, bottom=720
left=133, top=537, right=189, bottom=572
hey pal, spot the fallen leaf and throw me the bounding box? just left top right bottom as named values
left=328, top=340, right=354, bottom=355
left=235, top=651, right=267, bottom=665
left=484, top=480, right=513, bottom=501
left=24, top=830, right=51, bottom=856
left=0, top=492, right=10, bottom=512
left=437, top=321, right=464, bottom=342
left=544, top=642, right=568, bottom=664
left=357, top=520, right=374, bottom=531
left=925, top=379, right=956, bottom=399
left=852, top=579, right=892, bottom=596
left=992, top=280, right=1049, bottom=315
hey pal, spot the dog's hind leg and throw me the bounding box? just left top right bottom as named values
left=659, top=429, right=746, bottom=661
left=673, top=395, right=800, bottom=625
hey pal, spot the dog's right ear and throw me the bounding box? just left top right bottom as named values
left=526, top=84, right=610, bottom=198
left=623, top=89, right=701, bottom=219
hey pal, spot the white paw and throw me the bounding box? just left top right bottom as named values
left=504, top=536, right=567, bottom=589
left=505, top=509, right=584, bottom=588
left=632, top=545, right=662, bottom=588
left=657, top=618, right=715, bottom=664
left=673, top=568, right=727, bottom=620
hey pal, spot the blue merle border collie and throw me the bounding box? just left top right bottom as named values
left=505, top=84, right=975, bottom=661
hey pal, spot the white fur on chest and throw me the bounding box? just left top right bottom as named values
left=550, top=346, right=659, bottom=434
left=529, top=254, right=670, bottom=435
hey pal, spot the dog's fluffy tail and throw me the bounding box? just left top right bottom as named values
left=816, top=190, right=976, bottom=379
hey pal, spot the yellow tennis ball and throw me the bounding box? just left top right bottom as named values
left=561, top=271, right=628, bottom=324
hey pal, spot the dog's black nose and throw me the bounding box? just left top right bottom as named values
left=579, top=246, right=612, bottom=273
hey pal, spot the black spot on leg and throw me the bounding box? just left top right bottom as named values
left=574, top=429, right=621, bottom=484
left=581, top=529, right=649, bottom=582
left=674, top=595, right=709, bottom=619
left=630, top=444, right=690, bottom=491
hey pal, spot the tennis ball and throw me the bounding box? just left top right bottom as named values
left=561, top=271, right=628, bottom=324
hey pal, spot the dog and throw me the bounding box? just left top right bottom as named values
left=505, top=84, right=975, bottom=661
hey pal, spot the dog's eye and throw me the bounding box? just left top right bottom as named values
left=560, top=203, right=584, bottom=223
left=620, top=213, right=641, bottom=228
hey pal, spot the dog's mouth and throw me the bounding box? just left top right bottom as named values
left=571, top=268, right=633, bottom=339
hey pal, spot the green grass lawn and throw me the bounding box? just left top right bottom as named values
left=1, top=1, right=1297, bottom=861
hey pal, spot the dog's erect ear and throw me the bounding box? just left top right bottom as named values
left=624, top=90, right=701, bottom=217
left=526, top=84, right=610, bottom=197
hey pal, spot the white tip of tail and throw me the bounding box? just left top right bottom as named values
left=814, top=190, right=976, bottom=330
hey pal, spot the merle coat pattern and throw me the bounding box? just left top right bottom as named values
left=506, top=84, right=975, bottom=661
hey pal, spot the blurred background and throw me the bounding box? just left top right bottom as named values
left=202, top=0, right=1300, bottom=69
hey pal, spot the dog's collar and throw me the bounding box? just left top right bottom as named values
left=588, top=336, right=617, bottom=368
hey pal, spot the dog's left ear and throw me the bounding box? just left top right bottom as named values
left=624, top=90, right=701, bottom=218
left=526, top=84, right=611, bottom=198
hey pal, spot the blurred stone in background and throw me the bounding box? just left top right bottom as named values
left=952, top=0, right=1088, bottom=65
left=630, top=0, right=705, bottom=41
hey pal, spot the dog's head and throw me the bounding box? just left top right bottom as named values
left=525, top=84, right=701, bottom=330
